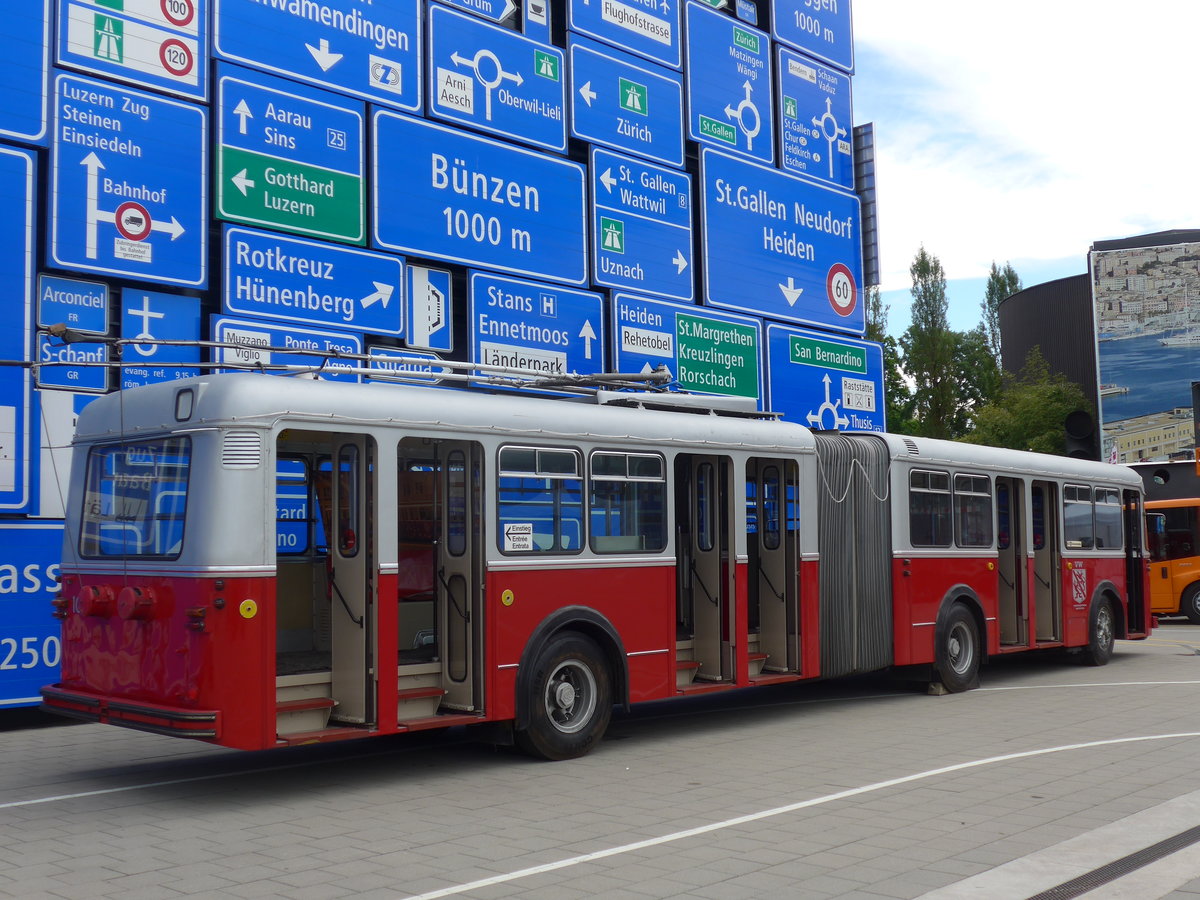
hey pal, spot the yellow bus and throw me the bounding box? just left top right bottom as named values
left=1147, top=498, right=1200, bottom=621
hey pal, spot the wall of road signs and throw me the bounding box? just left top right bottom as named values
left=1, top=0, right=882, bottom=704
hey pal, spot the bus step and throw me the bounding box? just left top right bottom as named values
left=275, top=696, right=336, bottom=736
left=747, top=652, right=768, bottom=677
left=676, top=659, right=701, bottom=688
left=397, top=686, right=446, bottom=719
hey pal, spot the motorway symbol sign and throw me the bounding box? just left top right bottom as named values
left=37, top=275, right=108, bottom=336
left=407, top=266, right=453, bottom=352
left=569, top=37, right=684, bottom=168
left=36, top=334, right=109, bottom=393
left=119, top=288, right=201, bottom=390
left=766, top=323, right=884, bottom=430
left=223, top=226, right=403, bottom=336
left=211, top=315, right=362, bottom=383
left=700, top=147, right=864, bottom=334
left=50, top=74, right=207, bottom=287
left=590, top=148, right=693, bottom=301
left=428, top=5, right=566, bottom=153
left=0, top=148, right=36, bottom=511
left=216, top=66, right=365, bottom=243
left=685, top=3, right=774, bottom=164
left=611, top=293, right=762, bottom=401
left=6, top=1, right=50, bottom=143
left=373, top=112, right=587, bottom=286
left=567, top=0, right=681, bottom=70
left=367, top=347, right=452, bottom=386
left=772, top=0, right=854, bottom=74
left=213, top=0, right=422, bottom=112
left=777, top=46, right=854, bottom=191
left=469, top=272, right=604, bottom=384
left=57, top=0, right=208, bottom=101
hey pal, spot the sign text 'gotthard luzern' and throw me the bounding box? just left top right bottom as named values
left=701, top=148, right=862, bottom=335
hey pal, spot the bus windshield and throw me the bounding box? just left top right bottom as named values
left=80, top=437, right=192, bottom=558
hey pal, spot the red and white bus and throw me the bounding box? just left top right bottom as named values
left=42, top=375, right=1151, bottom=758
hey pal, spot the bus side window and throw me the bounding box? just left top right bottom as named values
left=1147, top=513, right=1167, bottom=562
left=497, top=446, right=582, bottom=553
left=1063, top=484, right=1094, bottom=549
left=909, top=470, right=951, bottom=547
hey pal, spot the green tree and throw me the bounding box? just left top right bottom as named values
left=950, top=324, right=1001, bottom=436
left=981, top=261, right=1022, bottom=360
left=899, top=247, right=957, bottom=439
left=963, top=347, right=1092, bottom=454
left=863, top=283, right=914, bottom=431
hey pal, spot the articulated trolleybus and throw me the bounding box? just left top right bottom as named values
left=42, top=375, right=1151, bottom=759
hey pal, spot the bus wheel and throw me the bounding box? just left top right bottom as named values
left=1082, top=598, right=1116, bottom=666
left=934, top=604, right=980, bottom=693
left=1183, top=585, right=1200, bottom=625
left=516, top=632, right=612, bottom=761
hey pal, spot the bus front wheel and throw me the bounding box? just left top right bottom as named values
left=934, top=603, right=980, bottom=693
left=516, top=632, right=612, bottom=761
left=1082, top=597, right=1116, bottom=666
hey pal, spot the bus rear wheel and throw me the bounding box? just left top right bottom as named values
left=516, top=632, right=612, bottom=761
left=1183, top=584, right=1200, bottom=625
left=934, top=603, right=980, bottom=693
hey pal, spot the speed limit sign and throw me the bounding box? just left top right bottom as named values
left=826, top=263, right=857, bottom=317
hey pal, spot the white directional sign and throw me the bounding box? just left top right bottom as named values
left=50, top=74, right=208, bottom=287
left=211, top=316, right=363, bottom=382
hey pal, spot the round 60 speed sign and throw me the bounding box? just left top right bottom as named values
left=826, top=263, right=857, bottom=317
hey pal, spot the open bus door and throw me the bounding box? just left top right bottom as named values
left=435, top=441, right=482, bottom=711
left=996, top=477, right=1028, bottom=646
left=676, top=455, right=733, bottom=683
left=748, top=458, right=799, bottom=674
left=329, top=437, right=375, bottom=725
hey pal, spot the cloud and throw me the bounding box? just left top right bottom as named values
left=852, top=1, right=1200, bottom=292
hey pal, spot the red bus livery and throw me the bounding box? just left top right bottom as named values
left=42, top=375, right=1151, bottom=758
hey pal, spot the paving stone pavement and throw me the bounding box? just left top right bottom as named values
left=4, top=623, right=1200, bottom=899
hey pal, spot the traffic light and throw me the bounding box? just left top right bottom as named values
left=1063, top=409, right=1098, bottom=460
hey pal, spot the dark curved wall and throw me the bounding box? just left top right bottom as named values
left=998, top=273, right=1096, bottom=408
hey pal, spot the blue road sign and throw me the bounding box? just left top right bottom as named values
left=37, top=275, right=107, bottom=335
left=406, top=265, right=453, bottom=352
left=569, top=37, right=684, bottom=168
left=374, top=112, right=587, bottom=286
left=469, top=273, right=604, bottom=381
left=524, top=0, right=551, bottom=42
left=777, top=46, right=854, bottom=191
left=0, top=521, right=66, bottom=707
left=567, top=0, right=681, bottom=70
left=223, top=226, right=403, bottom=336
left=700, top=148, right=864, bottom=334
left=772, top=0, right=854, bottom=74
left=611, top=293, right=762, bottom=402
left=591, top=148, right=693, bottom=301
left=216, top=65, right=366, bottom=243
left=6, top=1, right=50, bottom=144
left=735, top=0, right=758, bottom=26
left=57, top=0, right=209, bottom=100
left=120, top=288, right=201, bottom=390
left=213, top=0, right=422, bottom=112
left=428, top=6, right=566, bottom=153
left=685, top=3, right=774, bottom=164
left=367, top=347, right=452, bottom=386
left=766, top=323, right=884, bottom=430
left=34, top=391, right=97, bottom=519
left=0, top=148, right=36, bottom=512
left=36, top=334, right=109, bottom=393
left=211, top=316, right=362, bottom=383
left=50, top=74, right=208, bottom=287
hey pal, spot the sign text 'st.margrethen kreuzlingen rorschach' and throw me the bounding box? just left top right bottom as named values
left=711, top=177, right=855, bottom=262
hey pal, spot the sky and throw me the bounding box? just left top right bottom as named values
left=849, top=1, right=1200, bottom=337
